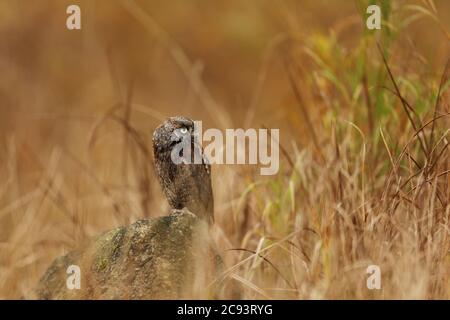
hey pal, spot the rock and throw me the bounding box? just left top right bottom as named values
left=35, top=211, right=220, bottom=299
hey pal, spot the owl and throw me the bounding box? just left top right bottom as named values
left=152, top=116, right=214, bottom=224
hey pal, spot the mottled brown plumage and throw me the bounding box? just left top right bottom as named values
left=152, top=117, right=214, bottom=224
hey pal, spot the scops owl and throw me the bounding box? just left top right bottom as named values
left=152, top=116, right=214, bottom=224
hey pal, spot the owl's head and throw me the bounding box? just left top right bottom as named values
left=152, top=116, right=196, bottom=155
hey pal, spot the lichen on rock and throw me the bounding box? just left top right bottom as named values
left=35, top=211, right=220, bottom=299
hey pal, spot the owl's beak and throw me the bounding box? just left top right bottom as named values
left=170, top=135, right=181, bottom=143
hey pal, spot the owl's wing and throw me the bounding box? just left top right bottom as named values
left=204, top=156, right=214, bottom=223
left=192, top=146, right=214, bottom=223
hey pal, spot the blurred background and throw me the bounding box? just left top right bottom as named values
left=0, top=0, right=449, bottom=299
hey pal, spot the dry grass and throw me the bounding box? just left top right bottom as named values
left=0, top=0, right=449, bottom=299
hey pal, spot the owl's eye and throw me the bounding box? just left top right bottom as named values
left=179, top=127, right=188, bottom=134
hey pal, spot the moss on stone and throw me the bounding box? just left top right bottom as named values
left=35, top=211, right=219, bottom=299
